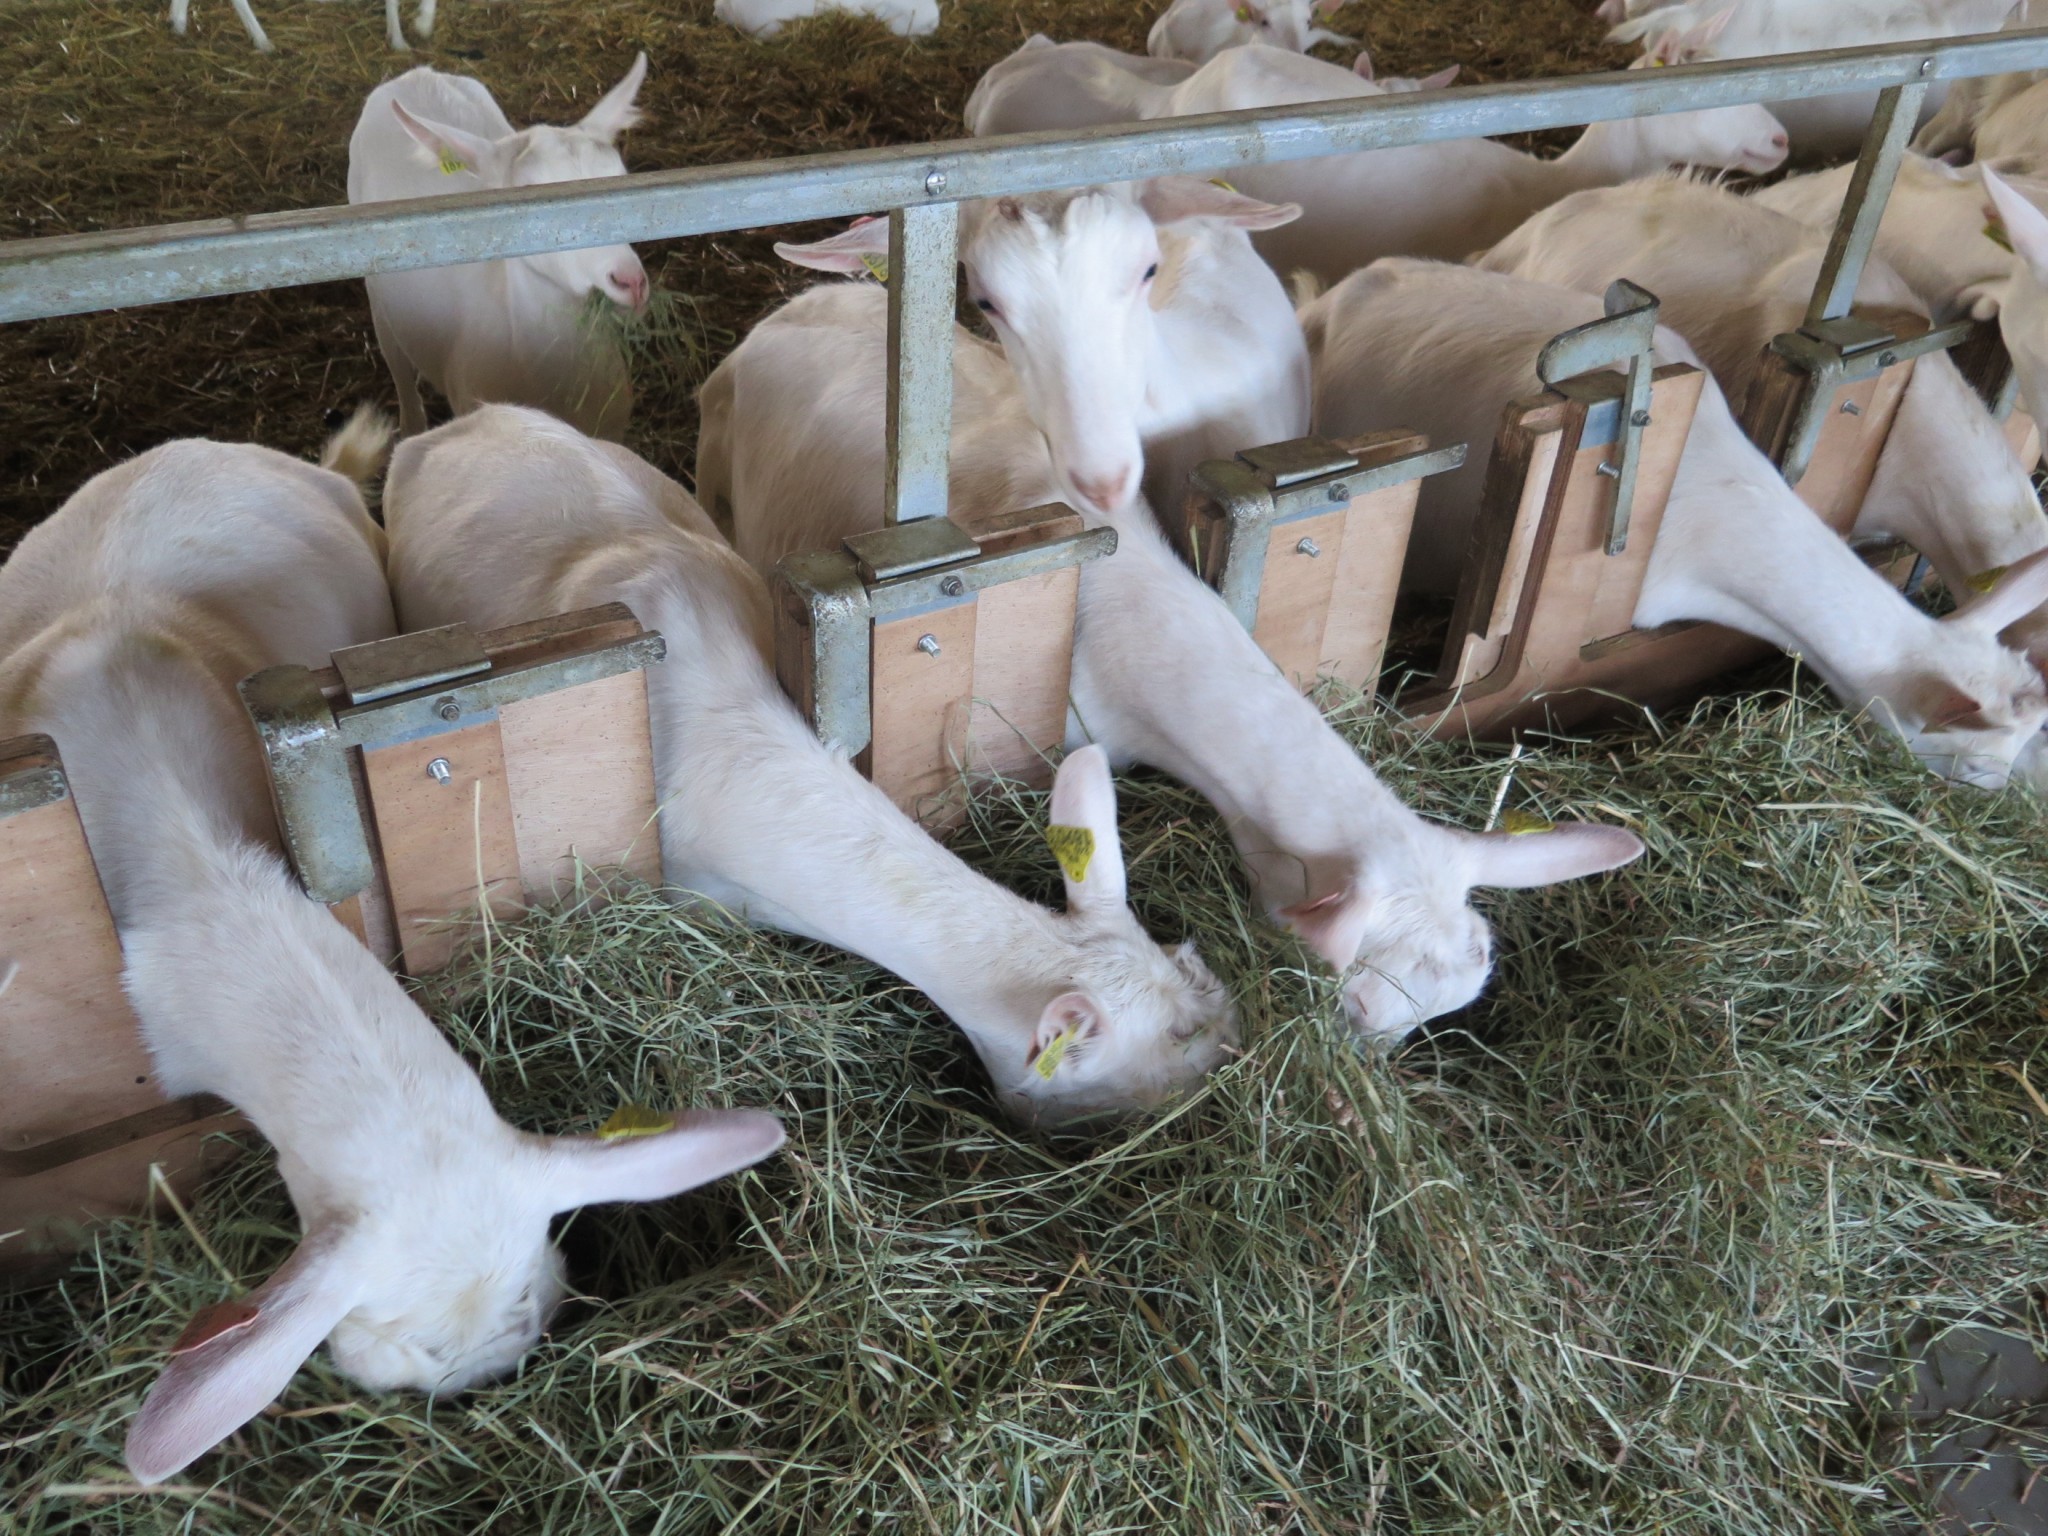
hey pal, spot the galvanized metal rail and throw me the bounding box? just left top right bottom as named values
left=7, top=29, right=2048, bottom=530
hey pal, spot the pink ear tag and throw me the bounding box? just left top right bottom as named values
left=170, top=1298, right=262, bottom=1355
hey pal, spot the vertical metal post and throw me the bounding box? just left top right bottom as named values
left=1805, top=76, right=1931, bottom=328
left=883, top=199, right=959, bottom=526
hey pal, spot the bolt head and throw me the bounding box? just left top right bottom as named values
left=1296, top=537, right=1321, bottom=558
left=1879, top=351, right=1899, bottom=368
left=925, top=170, right=948, bottom=196
left=1327, top=483, right=1350, bottom=502
left=426, top=757, right=452, bottom=785
left=435, top=697, right=461, bottom=721
left=916, top=633, right=942, bottom=657
left=940, top=574, right=966, bottom=597
left=1920, top=57, right=1934, bottom=74
left=1630, top=409, right=1652, bottom=428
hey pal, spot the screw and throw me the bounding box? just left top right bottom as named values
left=1328, top=482, right=1350, bottom=502
left=426, top=757, right=452, bottom=785
left=1296, top=537, right=1321, bottom=558
left=1631, top=409, right=1652, bottom=428
left=940, top=574, right=965, bottom=597
left=1879, top=351, right=1899, bottom=368
left=1841, top=399, right=1863, bottom=416
left=925, top=169, right=948, bottom=196
left=917, top=633, right=942, bottom=657
left=435, top=696, right=461, bottom=721
left=1596, top=461, right=1621, bottom=480
left=1920, top=57, right=1934, bottom=75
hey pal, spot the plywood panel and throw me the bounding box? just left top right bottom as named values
left=870, top=600, right=977, bottom=824
left=1321, top=480, right=1420, bottom=695
left=970, top=567, right=1077, bottom=788
left=359, top=720, right=523, bottom=974
left=1795, top=360, right=1915, bottom=536
left=1253, top=506, right=1346, bottom=689
left=501, top=669, right=661, bottom=902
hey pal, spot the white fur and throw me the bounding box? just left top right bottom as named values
left=713, top=0, right=938, bottom=38
left=1755, top=155, right=2048, bottom=451
left=965, top=37, right=1201, bottom=137
left=1609, top=1, right=2022, bottom=159
left=381, top=404, right=1236, bottom=1124
left=0, top=427, right=784, bottom=1485
left=347, top=59, right=651, bottom=440
left=1482, top=176, right=2048, bottom=668
left=764, top=179, right=1310, bottom=522
left=966, top=39, right=1786, bottom=286
left=168, top=0, right=434, bottom=53
left=1146, top=0, right=1356, bottom=63
left=697, top=284, right=1646, bottom=1040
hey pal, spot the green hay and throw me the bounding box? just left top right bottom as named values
left=7, top=683, right=2048, bottom=1533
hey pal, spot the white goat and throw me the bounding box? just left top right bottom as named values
left=1755, top=155, right=2048, bottom=447
left=758, top=179, right=1309, bottom=524
left=1607, top=1, right=2023, bottom=160
left=713, top=0, right=939, bottom=38
left=1147, top=0, right=1356, bottom=63
left=347, top=59, right=651, bottom=441
left=1480, top=176, right=2048, bottom=657
left=1912, top=2, right=2043, bottom=158
left=0, top=421, right=785, bottom=1485
left=697, top=285, right=1646, bottom=1041
left=965, top=34, right=1787, bottom=286
left=168, top=0, right=433, bottom=53
left=1353, top=50, right=1462, bottom=93
left=1302, top=258, right=2048, bottom=788
left=380, top=404, right=1236, bottom=1125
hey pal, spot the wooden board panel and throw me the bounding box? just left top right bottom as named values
left=1434, top=415, right=1568, bottom=696
left=1253, top=505, right=1346, bottom=689
left=1794, top=360, right=1916, bottom=536
left=0, top=756, right=154, bottom=1153
left=970, top=567, right=1077, bottom=788
left=359, top=720, right=523, bottom=974
left=1321, top=479, right=1420, bottom=695
left=869, top=600, right=977, bottom=825
left=500, top=669, right=661, bottom=902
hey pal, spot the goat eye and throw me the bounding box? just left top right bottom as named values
left=974, top=297, right=996, bottom=314
left=1143, top=263, right=1158, bottom=282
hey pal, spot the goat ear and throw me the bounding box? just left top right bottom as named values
left=1137, top=176, right=1302, bottom=230
left=580, top=51, right=649, bottom=142
left=1048, top=744, right=1128, bottom=917
left=1351, top=48, right=1374, bottom=79
left=1460, top=822, right=1645, bottom=890
left=1983, top=166, right=2048, bottom=286
left=540, top=1108, right=785, bottom=1215
left=126, top=1224, right=367, bottom=1486
left=1947, top=546, right=2048, bottom=636
left=391, top=101, right=500, bottom=180
left=1278, top=885, right=1372, bottom=972
left=1314, top=0, right=1344, bottom=15
left=773, top=215, right=894, bottom=274
left=1416, top=64, right=1461, bottom=90
left=1681, top=4, right=1736, bottom=54
left=1028, top=992, right=1110, bottom=1078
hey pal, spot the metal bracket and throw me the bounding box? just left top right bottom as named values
left=775, top=511, right=1116, bottom=758
left=239, top=611, right=667, bottom=905
left=0, top=737, right=69, bottom=820
left=1769, top=315, right=1975, bottom=484
left=883, top=201, right=960, bottom=527
left=1189, top=435, right=1466, bottom=631
left=1538, top=278, right=1659, bottom=556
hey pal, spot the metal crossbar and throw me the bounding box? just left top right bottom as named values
left=8, top=29, right=2048, bottom=525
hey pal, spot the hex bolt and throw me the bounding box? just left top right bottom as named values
left=917, top=633, right=942, bottom=657
left=1596, top=461, right=1621, bottom=480
left=1631, top=410, right=1652, bottom=428
left=1327, top=482, right=1350, bottom=502
left=925, top=169, right=948, bottom=196
left=940, top=574, right=966, bottom=597
left=1297, top=537, right=1322, bottom=558
left=435, top=696, right=461, bottom=721
left=1841, top=399, right=1863, bottom=416
left=1879, top=351, right=1899, bottom=368
left=426, top=757, right=453, bottom=785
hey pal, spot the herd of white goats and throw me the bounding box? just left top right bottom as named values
left=15, top=0, right=2048, bottom=1490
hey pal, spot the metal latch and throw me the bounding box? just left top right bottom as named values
left=1538, top=278, right=1659, bottom=557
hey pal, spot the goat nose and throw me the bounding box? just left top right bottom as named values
left=612, top=267, right=650, bottom=312
left=1770, top=133, right=1790, bottom=153
left=1071, top=467, right=1135, bottom=514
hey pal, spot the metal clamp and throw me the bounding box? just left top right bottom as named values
left=1188, top=434, right=1467, bottom=631
left=1538, top=278, right=1660, bottom=556
left=239, top=612, right=667, bottom=905
left=1768, top=314, right=1975, bottom=484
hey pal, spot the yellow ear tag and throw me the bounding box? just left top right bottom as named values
left=1985, top=217, right=2015, bottom=253
left=1501, top=807, right=1555, bottom=835
left=1033, top=1027, right=1078, bottom=1080
left=597, top=1102, right=676, bottom=1140
left=1046, top=823, right=1095, bottom=883
left=859, top=252, right=889, bottom=284
left=1208, top=177, right=1239, bottom=194
left=1233, top=5, right=1253, bottom=21
left=1647, top=55, right=1668, bottom=67
left=438, top=149, right=469, bottom=176
left=1970, top=564, right=2010, bottom=593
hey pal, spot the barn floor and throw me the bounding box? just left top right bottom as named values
left=6, top=2, right=2048, bottom=1533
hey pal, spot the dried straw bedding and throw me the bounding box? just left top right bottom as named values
left=4, top=2, right=2048, bottom=1533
